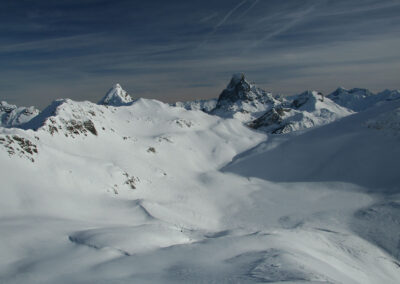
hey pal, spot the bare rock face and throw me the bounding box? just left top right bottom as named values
left=0, top=135, right=38, bottom=162
left=249, top=107, right=293, bottom=134
left=212, top=73, right=279, bottom=122
left=216, top=73, right=277, bottom=107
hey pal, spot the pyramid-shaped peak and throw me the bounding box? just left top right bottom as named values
left=98, top=83, right=133, bottom=106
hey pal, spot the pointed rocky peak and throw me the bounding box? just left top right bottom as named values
left=98, top=83, right=133, bottom=106
left=218, top=73, right=265, bottom=103
left=212, top=73, right=279, bottom=121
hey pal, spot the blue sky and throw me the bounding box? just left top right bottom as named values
left=1, top=0, right=400, bottom=108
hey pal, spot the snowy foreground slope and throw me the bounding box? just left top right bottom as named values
left=1, top=84, right=400, bottom=283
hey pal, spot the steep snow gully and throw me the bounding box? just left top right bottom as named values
left=0, top=74, right=400, bottom=283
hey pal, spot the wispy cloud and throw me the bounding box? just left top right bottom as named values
left=199, top=0, right=248, bottom=47
left=0, top=33, right=105, bottom=53
left=214, top=0, right=247, bottom=29
left=249, top=5, right=316, bottom=48
left=1, top=0, right=400, bottom=108
left=237, top=0, right=259, bottom=19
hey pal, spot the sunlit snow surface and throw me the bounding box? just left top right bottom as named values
left=1, top=97, right=400, bottom=283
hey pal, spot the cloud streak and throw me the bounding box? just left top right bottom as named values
left=199, top=0, right=248, bottom=47
left=0, top=0, right=399, bottom=108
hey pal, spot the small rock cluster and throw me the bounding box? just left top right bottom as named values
left=0, top=135, right=38, bottom=162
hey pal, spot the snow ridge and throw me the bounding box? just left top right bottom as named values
left=327, top=87, right=400, bottom=111
left=172, top=98, right=217, bottom=113
left=249, top=90, right=353, bottom=134
left=0, top=101, right=39, bottom=128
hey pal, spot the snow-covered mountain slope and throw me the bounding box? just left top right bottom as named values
left=224, top=99, right=400, bottom=269
left=98, top=83, right=133, bottom=106
left=0, top=101, right=39, bottom=128
left=171, top=98, right=217, bottom=112
left=1, top=89, right=400, bottom=283
left=328, top=87, right=400, bottom=111
left=211, top=73, right=280, bottom=122
left=249, top=90, right=353, bottom=134
left=226, top=99, right=400, bottom=192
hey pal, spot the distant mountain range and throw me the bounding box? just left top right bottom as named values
left=3, top=73, right=398, bottom=136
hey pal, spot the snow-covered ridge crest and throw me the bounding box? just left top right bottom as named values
left=0, top=101, right=39, bottom=128
left=172, top=98, right=217, bottom=113
left=249, top=90, right=353, bottom=134
left=21, top=99, right=100, bottom=137
left=98, top=83, right=133, bottom=106
left=327, top=87, right=400, bottom=111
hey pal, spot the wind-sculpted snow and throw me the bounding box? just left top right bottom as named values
left=226, top=99, right=400, bottom=192
left=1, top=84, right=400, bottom=283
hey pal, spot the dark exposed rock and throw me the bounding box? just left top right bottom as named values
left=249, top=107, right=291, bottom=132
left=292, top=91, right=324, bottom=109
left=147, top=147, right=156, bottom=153
left=0, top=135, right=38, bottom=162
left=215, top=73, right=276, bottom=110
left=83, top=120, right=98, bottom=136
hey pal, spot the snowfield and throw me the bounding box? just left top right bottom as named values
left=0, top=80, right=400, bottom=283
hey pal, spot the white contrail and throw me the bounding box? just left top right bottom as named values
left=198, top=0, right=247, bottom=48
left=214, top=0, right=248, bottom=29
left=238, top=0, right=259, bottom=19
left=250, top=5, right=316, bottom=49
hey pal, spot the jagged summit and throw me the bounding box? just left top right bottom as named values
left=249, top=90, right=353, bottom=134
left=212, top=73, right=279, bottom=121
left=0, top=101, right=39, bottom=128
left=98, top=83, right=133, bottom=106
left=217, top=73, right=274, bottom=105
